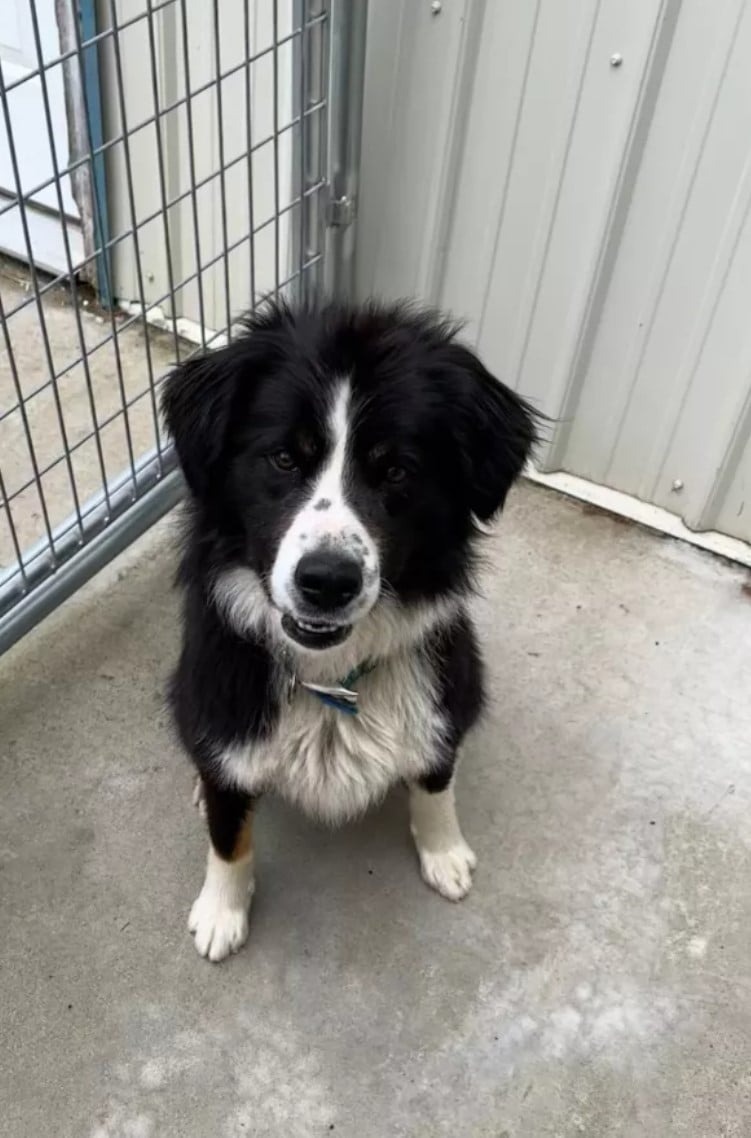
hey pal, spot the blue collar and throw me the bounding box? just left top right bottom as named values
left=298, top=659, right=376, bottom=715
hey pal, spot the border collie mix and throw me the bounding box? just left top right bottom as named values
left=163, top=302, right=537, bottom=961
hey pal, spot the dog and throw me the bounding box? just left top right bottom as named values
left=162, top=300, right=537, bottom=961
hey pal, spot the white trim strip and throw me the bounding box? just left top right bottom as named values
left=119, top=301, right=225, bottom=350
left=525, top=466, right=751, bottom=569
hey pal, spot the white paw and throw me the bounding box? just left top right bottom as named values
left=418, top=840, right=477, bottom=901
left=188, top=886, right=252, bottom=962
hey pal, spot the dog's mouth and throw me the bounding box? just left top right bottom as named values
left=281, top=613, right=353, bottom=650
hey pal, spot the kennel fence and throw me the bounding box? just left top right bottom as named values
left=0, top=0, right=366, bottom=655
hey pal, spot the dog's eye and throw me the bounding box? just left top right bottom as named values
left=385, top=464, right=406, bottom=484
left=269, top=450, right=297, bottom=473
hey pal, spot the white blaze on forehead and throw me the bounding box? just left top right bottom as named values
left=269, top=379, right=380, bottom=620
left=309, top=381, right=351, bottom=532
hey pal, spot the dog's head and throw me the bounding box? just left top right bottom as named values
left=162, top=302, right=538, bottom=653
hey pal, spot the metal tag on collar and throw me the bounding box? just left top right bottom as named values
left=294, top=659, right=375, bottom=716
left=298, top=678, right=357, bottom=705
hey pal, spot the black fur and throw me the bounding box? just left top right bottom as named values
left=202, top=781, right=254, bottom=861
left=163, top=300, right=537, bottom=807
left=168, top=588, right=278, bottom=768
left=420, top=612, right=485, bottom=793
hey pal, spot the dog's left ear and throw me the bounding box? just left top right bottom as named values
left=449, top=343, right=539, bottom=521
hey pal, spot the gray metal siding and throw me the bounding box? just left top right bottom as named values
left=358, top=0, right=751, bottom=545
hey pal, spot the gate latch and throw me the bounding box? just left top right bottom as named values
left=325, top=193, right=356, bottom=228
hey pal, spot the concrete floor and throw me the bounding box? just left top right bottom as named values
left=1, top=482, right=750, bottom=1137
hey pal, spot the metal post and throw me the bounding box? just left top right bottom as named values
left=78, top=0, right=114, bottom=308
left=324, top=0, right=368, bottom=300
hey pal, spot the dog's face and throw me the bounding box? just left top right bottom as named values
left=162, top=303, right=537, bottom=652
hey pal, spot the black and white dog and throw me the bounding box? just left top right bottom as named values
left=163, top=301, right=537, bottom=961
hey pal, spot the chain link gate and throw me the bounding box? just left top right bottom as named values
left=0, top=0, right=366, bottom=655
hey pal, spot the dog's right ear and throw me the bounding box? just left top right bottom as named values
left=161, top=350, right=239, bottom=498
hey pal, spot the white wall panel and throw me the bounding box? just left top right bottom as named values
left=563, top=0, right=751, bottom=538
left=358, top=0, right=751, bottom=546
left=357, top=0, right=477, bottom=302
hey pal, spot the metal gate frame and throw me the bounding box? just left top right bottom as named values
left=0, top=0, right=368, bottom=656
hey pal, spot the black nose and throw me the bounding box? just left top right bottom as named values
left=295, top=551, right=363, bottom=611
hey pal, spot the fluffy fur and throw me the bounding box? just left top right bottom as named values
left=163, top=301, right=537, bottom=960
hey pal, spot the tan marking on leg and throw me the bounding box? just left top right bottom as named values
left=230, top=808, right=254, bottom=862
left=192, top=775, right=206, bottom=817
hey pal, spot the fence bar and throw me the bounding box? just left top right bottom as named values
left=71, top=4, right=138, bottom=493
left=297, top=1, right=308, bottom=303
left=304, top=1, right=327, bottom=301
left=272, top=1, right=282, bottom=295
left=324, top=0, right=368, bottom=299
left=212, top=3, right=233, bottom=336
left=28, top=0, right=112, bottom=512
left=107, top=0, right=164, bottom=466
left=79, top=0, right=113, bottom=307
left=244, top=0, right=257, bottom=306
left=177, top=0, right=208, bottom=347
left=145, top=0, right=183, bottom=364
left=0, top=468, right=27, bottom=590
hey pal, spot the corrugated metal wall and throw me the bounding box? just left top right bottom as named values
left=358, top=0, right=751, bottom=546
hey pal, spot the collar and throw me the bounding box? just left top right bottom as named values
left=296, top=659, right=376, bottom=716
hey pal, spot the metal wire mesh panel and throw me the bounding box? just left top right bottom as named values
left=0, top=0, right=363, bottom=654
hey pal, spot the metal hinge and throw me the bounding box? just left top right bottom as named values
left=325, top=192, right=356, bottom=228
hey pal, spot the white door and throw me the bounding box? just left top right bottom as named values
left=0, top=0, right=84, bottom=274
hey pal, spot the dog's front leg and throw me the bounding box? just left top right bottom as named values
left=409, top=773, right=477, bottom=901
left=188, top=780, right=255, bottom=961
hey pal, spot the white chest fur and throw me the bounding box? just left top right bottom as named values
left=218, top=651, right=444, bottom=824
